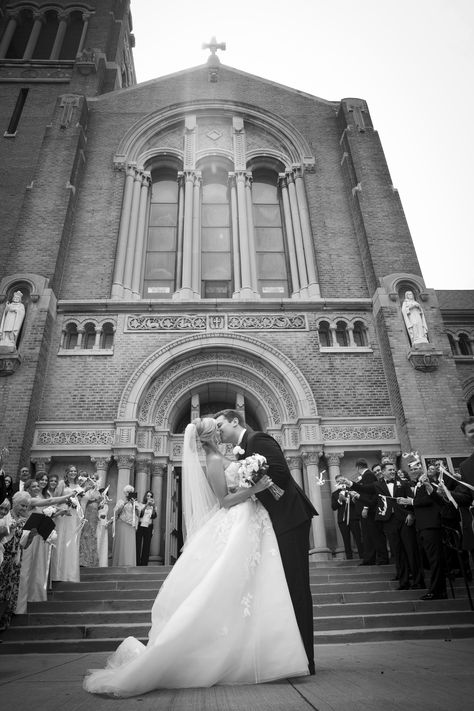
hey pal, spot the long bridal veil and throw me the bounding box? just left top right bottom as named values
left=181, top=422, right=219, bottom=540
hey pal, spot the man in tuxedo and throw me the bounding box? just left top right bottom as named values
left=453, top=417, right=474, bottom=562
left=331, top=474, right=363, bottom=559
left=351, top=459, right=389, bottom=566
left=215, top=409, right=317, bottom=675
left=375, top=461, right=425, bottom=590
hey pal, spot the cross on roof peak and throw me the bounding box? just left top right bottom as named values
left=202, top=36, right=226, bottom=61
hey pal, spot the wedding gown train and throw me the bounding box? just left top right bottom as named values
left=83, top=494, right=309, bottom=696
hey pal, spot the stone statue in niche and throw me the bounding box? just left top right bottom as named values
left=401, top=290, right=429, bottom=346
left=0, top=291, right=25, bottom=350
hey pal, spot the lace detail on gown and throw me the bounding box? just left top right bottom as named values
left=83, top=472, right=308, bottom=697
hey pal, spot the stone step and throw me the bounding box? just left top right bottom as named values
left=13, top=596, right=471, bottom=627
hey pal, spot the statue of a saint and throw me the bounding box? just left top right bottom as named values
left=0, top=291, right=26, bottom=350
left=401, top=290, right=429, bottom=346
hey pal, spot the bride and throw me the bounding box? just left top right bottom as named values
left=83, top=417, right=309, bottom=697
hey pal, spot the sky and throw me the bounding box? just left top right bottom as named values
left=130, top=0, right=473, bottom=290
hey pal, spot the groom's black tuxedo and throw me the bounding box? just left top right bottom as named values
left=238, top=429, right=317, bottom=671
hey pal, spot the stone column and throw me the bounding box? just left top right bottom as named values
left=23, top=12, right=43, bottom=59
left=329, top=324, right=338, bottom=347
left=150, top=462, right=165, bottom=561
left=191, top=171, right=202, bottom=297
left=131, top=171, right=151, bottom=298
left=286, top=456, right=303, bottom=488
left=116, top=455, right=135, bottom=498
left=326, top=452, right=346, bottom=557
left=0, top=15, right=18, bottom=58
left=32, top=457, right=51, bottom=478
left=229, top=173, right=241, bottom=295
left=49, top=12, right=68, bottom=60
left=235, top=171, right=254, bottom=297
left=76, top=12, right=91, bottom=56
left=244, top=172, right=258, bottom=292
left=279, top=174, right=300, bottom=295
left=123, top=168, right=143, bottom=297
left=93, top=327, right=102, bottom=350
left=302, top=451, right=330, bottom=560
left=91, top=456, right=110, bottom=489
left=75, top=327, right=84, bottom=349
left=135, top=457, right=151, bottom=502
left=112, top=165, right=135, bottom=298
left=346, top=324, right=356, bottom=347
left=293, top=164, right=319, bottom=297
left=178, top=170, right=195, bottom=298
left=175, top=172, right=185, bottom=291
left=287, top=171, right=309, bottom=297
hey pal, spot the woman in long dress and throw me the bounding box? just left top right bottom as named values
left=97, top=487, right=112, bottom=566
left=112, top=486, right=140, bottom=566
left=16, top=479, right=72, bottom=612
left=50, top=465, right=82, bottom=582
left=79, top=472, right=100, bottom=567
left=84, top=417, right=309, bottom=697
left=0, top=492, right=30, bottom=630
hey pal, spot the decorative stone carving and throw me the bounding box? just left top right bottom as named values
left=36, top=429, right=115, bottom=446
left=302, top=451, right=321, bottom=466
left=401, top=291, right=429, bottom=347
left=227, top=314, right=306, bottom=330
left=126, top=314, right=307, bottom=332
left=326, top=452, right=343, bottom=467
left=59, top=94, right=81, bottom=129
left=127, top=315, right=207, bottom=331
left=286, top=456, right=302, bottom=470
left=321, top=425, right=396, bottom=441
left=0, top=291, right=25, bottom=351
left=32, top=457, right=51, bottom=475
left=0, top=353, right=21, bottom=376
left=116, top=455, right=135, bottom=469
left=407, top=349, right=442, bottom=373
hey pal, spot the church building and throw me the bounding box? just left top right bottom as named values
left=1, top=0, right=473, bottom=563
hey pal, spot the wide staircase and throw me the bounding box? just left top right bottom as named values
left=1, top=560, right=473, bottom=653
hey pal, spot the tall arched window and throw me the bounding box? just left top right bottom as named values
left=33, top=10, right=58, bottom=59
left=60, top=11, right=83, bottom=60
left=143, top=170, right=179, bottom=299
left=201, top=165, right=232, bottom=298
left=5, top=9, right=33, bottom=58
left=252, top=169, right=289, bottom=297
left=459, top=333, right=472, bottom=356
left=83, top=322, right=96, bottom=349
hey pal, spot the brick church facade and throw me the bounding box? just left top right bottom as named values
left=1, top=0, right=473, bottom=562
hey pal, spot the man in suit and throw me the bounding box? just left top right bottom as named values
left=453, top=416, right=474, bottom=564
left=215, top=409, right=317, bottom=675
left=12, top=466, right=30, bottom=494
left=351, top=459, right=389, bottom=566
left=412, top=470, right=447, bottom=600
left=375, top=461, right=425, bottom=590
left=331, top=474, right=363, bottom=559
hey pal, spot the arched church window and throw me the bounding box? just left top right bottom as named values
left=335, top=321, right=349, bottom=347
left=83, top=322, right=96, bottom=349
left=100, top=322, right=115, bottom=349
left=201, top=165, right=232, bottom=298
left=143, top=169, right=179, bottom=299
left=5, top=9, right=33, bottom=59
left=60, top=11, right=83, bottom=60
left=64, top=322, right=78, bottom=349
left=458, top=333, right=472, bottom=356
left=252, top=169, right=289, bottom=298
left=32, top=10, right=58, bottom=59
left=353, top=320, right=368, bottom=347
left=447, top=334, right=458, bottom=355
left=318, top=321, right=331, bottom=347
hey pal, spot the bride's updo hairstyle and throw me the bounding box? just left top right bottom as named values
left=192, top=417, right=217, bottom=444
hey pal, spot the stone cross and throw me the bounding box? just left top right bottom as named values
left=202, top=36, right=226, bottom=58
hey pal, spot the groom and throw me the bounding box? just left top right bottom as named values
left=215, top=409, right=317, bottom=675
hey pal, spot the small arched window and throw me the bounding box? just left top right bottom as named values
left=100, top=322, right=115, bottom=349
left=353, top=321, right=368, bottom=347
left=5, top=10, right=33, bottom=59
left=459, top=333, right=472, bottom=356
left=64, top=323, right=78, bottom=349
left=60, top=11, right=84, bottom=60
left=83, top=323, right=96, bottom=350
left=33, top=10, right=58, bottom=59
left=447, top=334, right=458, bottom=355
left=318, top=321, right=331, bottom=347
left=335, top=321, right=348, bottom=347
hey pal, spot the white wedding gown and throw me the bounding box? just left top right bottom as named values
left=83, top=467, right=309, bottom=697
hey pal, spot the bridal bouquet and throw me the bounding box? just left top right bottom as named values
left=238, top=453, right=284, bottom=500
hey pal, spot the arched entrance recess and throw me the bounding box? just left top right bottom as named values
left=116, top=333, right=321, bottom=563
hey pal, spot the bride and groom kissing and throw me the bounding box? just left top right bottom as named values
left=83, top=410, right=317, bottom=697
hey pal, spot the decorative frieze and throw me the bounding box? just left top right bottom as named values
left=321, top=424, right=396, bottom=441
left=35, top=428, right=115, bottom=446
left=125, top=313, right=307, bottom=332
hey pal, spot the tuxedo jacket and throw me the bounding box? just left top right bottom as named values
left=374, top=479, right=414, bottom=525
left=413, top=485, right=443, bottom=530
left=331, top=488, right=361, bottom=523
left=238, top=429, right=317, bottom=536
left=351, top=469, right=378, bottom=513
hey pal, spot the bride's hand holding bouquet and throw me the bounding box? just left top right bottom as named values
left=238, top=454, right=285, bottom=500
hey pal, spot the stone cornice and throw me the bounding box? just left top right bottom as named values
left=56, top=298, right=373, bottom=314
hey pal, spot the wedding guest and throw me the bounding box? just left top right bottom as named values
left=97, top=487, right=112, bottom=567
left=3, top=474, right=14, bottom=505
left=79, top=471, right=100, bottom=567
left=112, top=485, right=141, bottom=566
left=0, top=498, right=13, bottom=565
left=351, top=459, right=389, bottom=565
left=0, top=491, right=30, bottom=630
left=48, top=473, right=59, bottom=495
left=12, top=466, right=30, bottom=494
left=412, top=471, right=447, bottom=600
left=136, top=490, right=157, bottom=566
left=16, top=479, right=71, bottom=612
left=453, top=417, right=474, bottom=568
left=331, top=475, right=363, bottom=559
left=375, top=461, right=425, bottom=590
left=50, top=465, right=81, bottom=582
left=37, top=473, right=51, bottom=499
